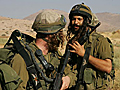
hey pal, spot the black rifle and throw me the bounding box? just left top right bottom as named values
left=51, top=22, right=101, bottom=90
left=50, top=48, right=70, bottom=90
left=75, top=22, right=101, bottom=90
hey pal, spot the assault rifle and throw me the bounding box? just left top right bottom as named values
left=51, top=22, right=101, bottom=90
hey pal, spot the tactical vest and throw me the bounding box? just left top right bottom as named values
left=83, top=32, right=115, bottom=89
left=26, top=41, right=60, bottom=90
left=0, top=46, right=22, bottom=90
left=69, top=32, right=115, bottom=90
left=0, top=30, right=60, bottom=90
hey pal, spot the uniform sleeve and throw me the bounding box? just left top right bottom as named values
left=98, top=37, right=113, bottom=60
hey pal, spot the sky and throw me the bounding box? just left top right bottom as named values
left=0, top=0, right=119, bottom=19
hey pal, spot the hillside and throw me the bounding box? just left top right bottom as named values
left=0, top=9, right=120, bottom=90
left=0, top=16, right=35, bottom=37
left=24, top=10, right=120, bottom=32
left=0, top=9, right=120, bottom=37
left=96, top=12, right=120, bottom=32
left=23, top=9, right=69, bottom=27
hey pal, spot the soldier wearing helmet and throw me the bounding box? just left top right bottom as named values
left=67, top=3, right=113, bottom=90
left=32, top=10, right=67, bottom=53
left=0, top=10, right=77, bottom=90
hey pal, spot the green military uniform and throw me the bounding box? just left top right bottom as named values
left=67, top=3, right=114, bottom=90
left=0, top=48, right=23, bottom=90
left=0, top=63, right=22, bottom=90
left=0, top=10, right=77, bottom=90
left=9, top=40, right=77, bottom=90
left=69, top=32, right=113, bottom=90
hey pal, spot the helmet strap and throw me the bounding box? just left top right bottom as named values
left=42, top=38, right=48, bottom=42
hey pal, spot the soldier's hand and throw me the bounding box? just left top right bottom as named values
left=60, top=76, right=70, bottom=90
left=69, top=41, right=85, bottom=57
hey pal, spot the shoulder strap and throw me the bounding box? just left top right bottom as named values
left=9, top=30, right=54, bottom=89
left=10, top=30, right=41, bottom=90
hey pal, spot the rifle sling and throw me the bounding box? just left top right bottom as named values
left=11, top=31, right=41, bottom=90
left=75, top=46, right=91, bottom=90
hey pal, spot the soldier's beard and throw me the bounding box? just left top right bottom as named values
left=71, top=24, right=81, bottom=34
left=71, top=25, right=87, bottom=43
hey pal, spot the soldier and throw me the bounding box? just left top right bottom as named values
left=0, top=10, right=77, bottom=90
left=67, top=3, right=114, bottom=90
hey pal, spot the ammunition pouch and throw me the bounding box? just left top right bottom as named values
left=83, top=68, right=94, bottom=84
left=0, top=63, right=22, bottom=90
left=83, top=68, right=113, bottom=89
left=83, top=68, right=96, bottom=90
left=96, top=71, right=107, bottom=88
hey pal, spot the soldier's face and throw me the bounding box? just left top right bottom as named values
left=72, top=15, right=84, bottom=31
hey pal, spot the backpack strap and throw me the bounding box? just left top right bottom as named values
left=11, top=30, right=41, bottom=90
left=10, top=30, right=54, bottom=89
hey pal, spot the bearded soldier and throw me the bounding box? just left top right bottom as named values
left=67, top=3, right=114, bottom=90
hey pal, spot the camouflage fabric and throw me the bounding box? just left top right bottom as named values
left=89, top=13, right=99, bottom=26
left=85, top=32, right=113, bottom=89
left=9, top=40, right=77, bottom=90
left=69, top=3, right=92, bottom=21
left=68, top=32, right=113, bottom=90
left=32, top=10, right=66, bottom=34
left=0, top=63, right=22, bottom=90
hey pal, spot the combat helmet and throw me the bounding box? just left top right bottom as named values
left=90, top=13, right=99, bottom=26
left=69, top=3, right=92, bottom=22
left=32, top=10, right=67, bottom=34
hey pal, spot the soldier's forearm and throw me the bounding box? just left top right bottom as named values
left=88, top=55, right=112, bottom=73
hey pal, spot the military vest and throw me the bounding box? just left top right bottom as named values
left=69, top=32, right=115, bottom=90
left=0, top=30, right=60, bottom=90
left=84, top=32, right=115, bottom=89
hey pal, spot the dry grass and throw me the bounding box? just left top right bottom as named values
left=0, top=37, right=8, bottom=48
left=113, top=46, right=120, bottom=89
